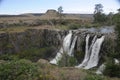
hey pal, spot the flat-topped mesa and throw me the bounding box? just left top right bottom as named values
left=41, top=9, right=58, bottom=19
left=45, top=9, right=58, bottom=16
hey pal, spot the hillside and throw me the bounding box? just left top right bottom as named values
left=0, top=9, right=93, bottom=23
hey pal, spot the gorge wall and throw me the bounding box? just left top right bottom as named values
left=0, top=29, right=67, bottom=54
left=0, top=28, right=116, bottom=62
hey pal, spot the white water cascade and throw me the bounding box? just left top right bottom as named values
left=49, top=48, right=63, bottom=65
left=50, top=31, right=77, bottom=65
left=50, top=29, right=105, bottom=68
left=84, top=36, right=105, bottom=69
left=76, top=35, right=105, bottom=69
left=75, top=35, right=97, bottom=68
left=68, top=36, right=78, bottom=56
left=63, top=31, right=73, bottom=54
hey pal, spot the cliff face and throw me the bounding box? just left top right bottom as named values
left=0, top=29, right=67, bottom=54
left=0, top=28, right=116, bottom=61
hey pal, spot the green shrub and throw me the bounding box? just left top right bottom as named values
left=58, top=53, right=78, bottom=67
left=103, top=22, right=120, bottom=78
left=0, top=59, right=39, bottom=80
left=0, top=54, right=19, bottom=61
left=115, top=22, right=120, bottom=59
left=84, top=75, right=104, bottom=80
left=102, top=21, right=120, bottom=77
left=103, top=59, right=120, bottom=78
left=0, top=46, right=55, bottom=62
left=74, top=51, right=85, bottom=63
left=18, top=47, right=55, bottom=62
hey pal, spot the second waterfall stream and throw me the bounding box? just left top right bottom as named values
left=76, top=34, right=105, bottom=69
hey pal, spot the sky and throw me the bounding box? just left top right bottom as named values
left=0, top=0, right=120, bottom=15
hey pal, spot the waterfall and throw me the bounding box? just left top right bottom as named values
left=84, top=36, right=105, bottom=69
left=75, top=34, right=90, bottom=68
left=50, top=30, right=105, bottom=68
left=50, top=48, right=63, bottom=65
left=88, top=35, right=97, bottom=54
left=68, top=36, right=78, bottom=56
left=75, top=35, right=98, bottom=68
left=63, top=31, right=72, bottom=54
left=50, top=31, right=77, bottom=65
left=76, top=35, right=105, bottom=69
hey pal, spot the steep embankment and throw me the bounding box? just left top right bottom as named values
left=0, top=28, right=116, bottom=62
left=0, top=29, right=67, bottom=55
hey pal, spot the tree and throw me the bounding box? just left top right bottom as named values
left=113, top=9, right=120, bottom=24
left=57, top=6, right=63, bottom=19
left=93, top=4, right=107, bottom=24
left=94, top=4, right=103, bottom=14
left=115, top=22, right=120, bottom=58
left=114, top=9, right=120, bottom=58
left=107, top=12, right=114, bottom=25
left=103, top=9, right=120, bottom=78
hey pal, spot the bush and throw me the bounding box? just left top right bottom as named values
left=115, top=22, right=120, bottom=58
left=58, top=53, right=78, bottom=67
left=0, top=54, right=19, bottom=61
left=103, top=59, right=120, bottom=78
left=74, top=51, right=85, bottom=63
left=103, top=21, right=120, bottom=78
left=0, top=46, right=55, bottom=62
left=0, top=59, right=39, bottom=80
left=17, top=47, right=55, bottom=62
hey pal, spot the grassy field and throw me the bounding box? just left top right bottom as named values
left=0, top=10, right=93, bottom=27
left=0, top=25, right=57, bottom=33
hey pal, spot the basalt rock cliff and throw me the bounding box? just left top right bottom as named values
left=0, top=28, right=116, bottom=62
